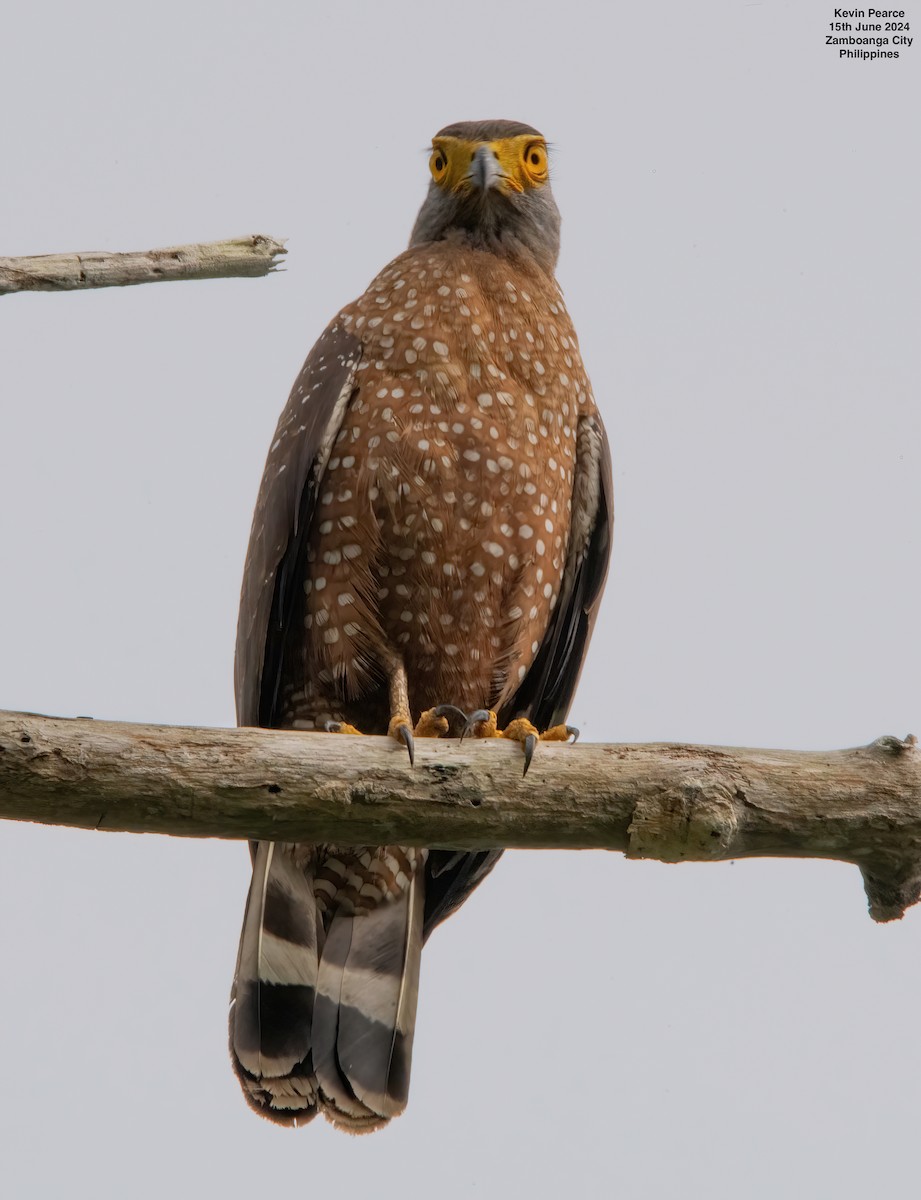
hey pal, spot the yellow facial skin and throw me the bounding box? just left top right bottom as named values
left=429, top=135, right=549, bottom=195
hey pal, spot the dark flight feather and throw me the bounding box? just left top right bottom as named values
left=235, top=324, right=363, bottom=729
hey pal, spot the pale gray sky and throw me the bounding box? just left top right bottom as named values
left=1, top=1, right=919, bottom=1196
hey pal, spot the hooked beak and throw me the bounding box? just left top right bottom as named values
left=468, top=143, right=505, bottom=193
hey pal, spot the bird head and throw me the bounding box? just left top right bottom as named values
left=409, top=119, right=561, bottom=274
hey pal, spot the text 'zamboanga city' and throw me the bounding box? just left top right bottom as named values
left=828, top=7, right=912, bottom=57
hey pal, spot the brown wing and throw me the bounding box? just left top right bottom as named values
left=235, top=324, right=362, bottom=728
left=502, top=412, right=614, bottom=731
left=423, top=413, right=613, bottom=939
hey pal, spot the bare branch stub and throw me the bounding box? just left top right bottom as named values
left=0, top=709, right=918, bottom=920
left=0, top=235, right=287, bottom=295
left=856, top=734, right=921, bottom=921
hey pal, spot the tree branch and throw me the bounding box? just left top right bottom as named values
left=1, top=709, right=918, bottom=921
left=0, top=235, right=286, bottom=295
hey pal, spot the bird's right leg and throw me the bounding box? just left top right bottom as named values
left=324, top=654, right=416, bottom=764
left=384, top=655, right=416, bottom=764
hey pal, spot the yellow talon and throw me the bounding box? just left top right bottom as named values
left=538, top=723, right=574, bottom=743
left=414, top=708, right=450, bottom=738
left=468, top=710, right=500, bottom=738
left=496, top=717, right=578, bottom=775
left=387, top=713, right=416, bottom=765
left=325, top=721, right=363, bottom=736
left=387, top=713, right=412, bottom=741
left=498, top=717, right=539, bottom=744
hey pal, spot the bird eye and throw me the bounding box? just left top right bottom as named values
left=522, top=142, right=548, bottom=184
left=430, top=149, right=449, bottom=183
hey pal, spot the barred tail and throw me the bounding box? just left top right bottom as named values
left=312, top=863, right=425, bottom=1131
left=229, top=842, right=425, bottom=1132
left=229, top=842, right=321, bottom=1123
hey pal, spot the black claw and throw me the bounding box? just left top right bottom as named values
left=523, top=733, right=538, bottom=776
left=397, top=723, right=415, bottom=766
left=431, top=704, right=470, bottom=737
left=566, top=725, right=580, bottom=744
left=460, top=710, right=492, bottom=742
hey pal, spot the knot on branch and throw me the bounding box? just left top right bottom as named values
left=860, top=859, right=921, bottom=923
left=868, top=734, right=917, bottom=757
left=626, top=778, right=740, bottom=862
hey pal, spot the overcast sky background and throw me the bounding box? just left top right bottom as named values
left=2, top=1, right=919, bottom=1196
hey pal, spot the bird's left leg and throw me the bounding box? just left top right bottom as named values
left=413, top=707, right=578, bottom=775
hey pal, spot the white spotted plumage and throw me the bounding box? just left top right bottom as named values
left=231, top=119, right=613, bottom=1135
left=287, top=245, right=597, bottom=711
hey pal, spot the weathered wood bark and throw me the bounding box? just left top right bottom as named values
left=0, top=709, right=918, bottom=922
left=0, top=235, right=286, bottom=295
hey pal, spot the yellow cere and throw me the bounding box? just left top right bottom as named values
left=429, top=135, right=550, bottom=194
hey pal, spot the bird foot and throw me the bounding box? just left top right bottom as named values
left=324, top=717, right=415, bottom=766
left=507, top=719, right=579, bottom=775
left=421, top=707, right=578, bottom=775
left=324, top=707, right=576, bottom=774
